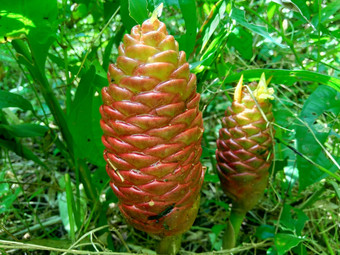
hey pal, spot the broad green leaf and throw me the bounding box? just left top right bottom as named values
left=207, top=199, right=229, bottom=211
left=0, top=91, right=33, bottom=111
left=230, top=8, right=286, bottom=48
left=291, top=0, right=310, bottom=19
left=283, top=165, right=299, bottom=193
left=267, top=2, right=279, bottom=23
left=120, top=0, right=137, bottom=31
left=224, top=69, right=340, bottom=92
left=94, top=72, right=108, bottom=90
left=71, top=3, right=88, bottom=20
left=128, top=0, right=149, bottom=24
left=199, top=30, right=227, bottom=67
left=296, top=85, right=340, bottom=189
left=67, top=65, right=104, bottom=166
left=0, top=5, right=34, bottom=42
left=272, top=0, right=311, bottom=20
left=199, top=0, right=227, bottom=53
left=177, top=0, right=197, bottom=56
left=0, top=123, right=48, bottom=137
left=1, top=0, right=58, bottom=71
left=274, top=233, right=305, bottom=255
left=92, top=166, right=110, bottom=193
left=280, top=204, right=309, bottom=235
left=0, top=138, right=48, bottom=169
left=104, top=0, right=120, bottom=22
left=292, top=243, right=308, bottom=255
left=255, top=224, right=275, bottom=240
left=273, top=103, right=295, bottom=129
left=311, top=0, right=340, bottom=27
left=227, top=27, right=253, bottom=60
left=266, top=246, right=278, bottom=255
left=209, top=224, right=224, bottom=250
left=204, top=172, right=219, bottom=183
left=102, top=36, right=117, bottom=71
left=47, top=53, right=82, bottom=77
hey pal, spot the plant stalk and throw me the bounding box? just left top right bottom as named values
left=222, top=208, right=247, bottom=249
left=156, top=235, right=182, bottom=255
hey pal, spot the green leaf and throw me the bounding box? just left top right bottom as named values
left=292, top=243, right=308, bottom=255
left=0, top=123, right=48, bottom=137
left=0, top=0, right=58, bottom=41
left=0, top=91, right=33, bottom=111
left=57, top=192, right=71, bottom=234
left=67, top=65, right=104, bottom=166
left=92, top=166, right=110, bottom=193
left=291, top=0, right=311, bottom=19
left=329, top=181, right=340, bottom=201
left=296, top=85, right=340, bottom=189
left=223, top=69, right=340, bottom=92
left=272, top=0, right=311, bottom=20
left=311, top=0, right=340, bottom=27
left=280, top=205, right=309, bottom=235
left=199, top=31, right=227, bottom=67
left=283, top=165, right=299, bottom=193
left=0, top=186, right=22, bottom=214
left=230, top=8, right=286, bottom=48
left=274, top=233, right=305, bottom=255
left=256, top=224, right=275, bottom=240
left=266, top=246, right=279, bottom=255
left=177, top=0, right=197, bottom=56
left=120, top=0, right=137, bottom=31
left=0, top=138, right=48, bottom=169
left=199, top=0, right=227, bottom=53
left=102, top=36, right=117, bottom=71
left=209, top=224, right=224, bottom=250
left=128, top=0, right=149, bottom=24
left=204, top=172, right=219, bottom=183
left=71, top=3, right=88, bottom=20
left=1, top=0, right=58, bottom=71
left=267, top=2, right=279, bottom=23
left=227, top=27, right=253, bottom=60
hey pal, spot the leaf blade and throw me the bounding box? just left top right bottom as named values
left=0, top=91, right=33, bottom=111
left=128, top=0, right=149, bottom=24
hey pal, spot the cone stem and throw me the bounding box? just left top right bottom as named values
left=222, top=208, right=247, bottom=249
left=156, top=234, right=182, bottom=255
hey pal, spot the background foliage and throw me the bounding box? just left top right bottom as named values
left=0, top=0, right=339, bottom=254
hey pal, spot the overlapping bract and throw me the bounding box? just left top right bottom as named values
left=100, top=17, right=204, bottom=236
left=216, top=79, right=274, bottom=212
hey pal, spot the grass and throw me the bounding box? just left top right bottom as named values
left=1, top=148, right=339, bottom=253
left=1, top=0, right=339, bottom=254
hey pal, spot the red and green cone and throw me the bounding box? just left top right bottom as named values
left=216, top=73, right=275, bottom=248
left=99, top=10, right=204, bottom=253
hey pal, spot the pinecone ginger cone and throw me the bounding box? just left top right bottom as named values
left=216, top=74, right=274, bottom=212
left=100, top=17, right=204, bottom=237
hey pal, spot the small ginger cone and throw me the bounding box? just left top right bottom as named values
left=99, top=9, right=204, bottom=254
left=216, top=74, right=274, bottom=249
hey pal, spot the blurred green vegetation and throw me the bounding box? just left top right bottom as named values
left=0, top=0, right=339, bottom=254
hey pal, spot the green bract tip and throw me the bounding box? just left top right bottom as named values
left=150, top=3, right=163, bottom=23
left=253, top=73, right=274, bottom=103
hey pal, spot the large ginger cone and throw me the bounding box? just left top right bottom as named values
left=100, top=17, right=204, bottom=238
left=216, top=74, right=274, bottom=248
